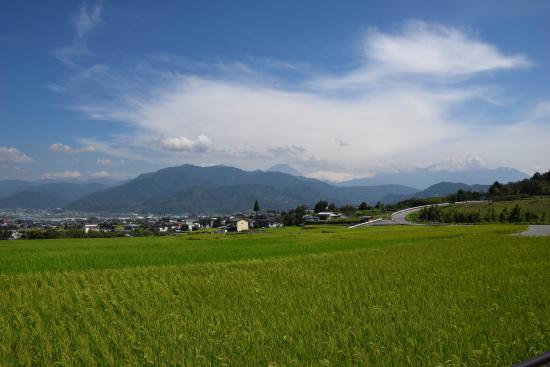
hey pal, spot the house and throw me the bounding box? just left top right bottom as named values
left=316, top=212, right=337, bottom=220
left=124, top=224, right=140, bottom=231
left=10, top=230, right=22, bottom=240
left=303, top=215, right=320, bottom=222
left=229, top=219, right=249, bottom=232
left=255, top=214, right=283, bottom=228
left=84, top=224, right=99, bottom=234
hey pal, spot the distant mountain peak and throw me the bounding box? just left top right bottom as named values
left=267, top=164, right=302, bottom=177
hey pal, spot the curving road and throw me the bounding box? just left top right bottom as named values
left=348, top=203, right=449, bottom=228
left=390, top=203, right=450, bottom=225
left=515, top=225, right=550, bottom=237
left=348, top=203, right=550, bottom=236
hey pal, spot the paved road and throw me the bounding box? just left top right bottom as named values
left=390, top=203, right=450, bottom=225
left=348, top=203, right=450, bottom=228
left=348, top=204, right=550, bottom=236
left=515, top=225, right=550, bottom=237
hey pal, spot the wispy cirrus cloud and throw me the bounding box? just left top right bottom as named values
left=310, top=21, right=531, bottom=90
left=52, top=19, right=548, bottom=178
left=53, top=3, right=102, bottom=67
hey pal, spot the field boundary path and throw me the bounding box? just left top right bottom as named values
left=347, top=218, right=383, bottom=229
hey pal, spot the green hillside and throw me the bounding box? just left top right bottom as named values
left=412, top=197, right=550, bottom=224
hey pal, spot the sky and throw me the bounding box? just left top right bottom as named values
left=1, top=0, right=550, bottom=182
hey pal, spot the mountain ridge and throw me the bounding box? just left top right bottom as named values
left=381, top=182, right=491, bottom=204
left=67, top=164, right=418, bottom=214
left=339, top=167, right=528, bottom=189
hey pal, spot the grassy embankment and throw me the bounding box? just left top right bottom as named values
left=1, top=225, right=549, bottom=366
left=408, top=197, right=550, bottom=224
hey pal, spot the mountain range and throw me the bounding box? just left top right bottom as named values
left=66, top=165, right=418, bottom=214
left=338, top=167, right=527, bottom=189
left=0, top=182, right=109, bottom=209
left=381, top=182, right=491, bottom=204
left=0, top=164, right=517, bottom=213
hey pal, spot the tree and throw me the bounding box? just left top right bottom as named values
left=281, top=205, right=307, bottom=226
left=499, top=208, right=509, bottom=223
left=489, top=181, right=503, bottom=197
left=524, top=211, right=539, bottom=223
left=328, top=203, right=337, bottom=211
left=509, top=204, right=523, bottom=222
left=484, top=206, right=496, bottom=222
left=314, top=200, right=328, bottom=213
left=359, top=202, right=369, bottom=210
left=340, top=205, right=356, bottom=215
left=253, top=200, right=260, bottom=213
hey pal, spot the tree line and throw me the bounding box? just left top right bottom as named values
left=489, top=170, right=550, bottom=200
left=418, top=204, right=546, bottom=224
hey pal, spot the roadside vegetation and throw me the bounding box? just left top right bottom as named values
left=412, top=197, right=549, bottom=224
left=1, top=225, right=549, bottom=366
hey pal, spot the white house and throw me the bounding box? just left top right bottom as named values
left=10, top=231, right=22, bottom=240
left=231, top=219, right=249, bottom=232
left=84, top=224, right=99, bottom=234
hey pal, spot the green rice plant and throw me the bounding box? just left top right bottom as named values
left=0, top=225, right=549, bottom=366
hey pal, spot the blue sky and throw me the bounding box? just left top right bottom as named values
left=1, top=0, right=550, bottom=181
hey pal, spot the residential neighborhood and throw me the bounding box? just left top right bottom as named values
left=0, top=203, right=367, bottom=240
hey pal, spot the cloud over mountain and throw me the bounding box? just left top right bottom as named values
left=51, top=17, right=549, bottom=179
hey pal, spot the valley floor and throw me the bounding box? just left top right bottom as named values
left=0, top=225, right=549, bottom=366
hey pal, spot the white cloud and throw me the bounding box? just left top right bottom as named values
left=305, top=171, right=359, bottom=183
left=90, top=170, right=110, bottom=178
left=78, top=138, right=149, bottom=161
left=63, top=20, right=547, bottom=175
left=0, top=147, right=33, bottom=163
left=49, top=143, right=96, bottom=154
left=366, top=21, right=530, bottom=76
left=158, top=134, right=212, bottom=152
left=310, top=21, right=531, bottom=90
left=97, top=158, right=113, bottom=166
left=42, top=171, right=82, bottom=180
left=415, top=156, right=487, bottom=172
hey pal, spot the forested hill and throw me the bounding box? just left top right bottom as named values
left=489, top=170, right=550, bottom=199
left=66, top=164, right=418, bottom=214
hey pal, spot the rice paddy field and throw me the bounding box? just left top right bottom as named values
left=1, top=225, right=549, bottom=366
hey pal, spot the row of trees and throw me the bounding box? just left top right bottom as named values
left=312, top=200, right=383, bottom=214
left=489, top=170, right=550, bottom=199
left=418, top=204, right=546, bottom=224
